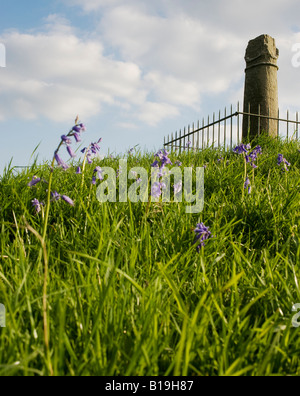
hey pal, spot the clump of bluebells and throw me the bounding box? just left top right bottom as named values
left=128, top=145, right=140, bottom=156
left=81, top=138, right=102, bottom=165
left=193, top=223, right=213, bottom=252
left=51, top=191, right=75, bottom=206
left=79, top=138, right=103, bottom=184
left=151, top=149, right=173, bottom=199
left=233, top=143, right=262, bottom=196
left=246, top=145, right=262, bottom=169
left=28, top=117, right=86, bottom=214
left=30, top=191, right=75, bottom=214
left=150, top=149, right=184, bottom=199
left=277, top=154, right=291, bottom=172
left=55, top=121, right=86, bottom=170
left=234, top=143, right=262, bottom=154
left=233, top=143, right=262, bottom=166
left=151, top=149, right=173, bottom=169
left=31, top=198, right=44, bottom=214
left=92, top=166, right=104, bottom=185
left=233, top=143, right=251, bottom=155
left=244, top=177, right=251, bottom=195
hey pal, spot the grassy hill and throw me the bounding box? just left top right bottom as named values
left=0, top=130, right=300, bottom=376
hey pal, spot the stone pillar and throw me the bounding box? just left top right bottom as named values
left=243, top=34, right=279, bottom=139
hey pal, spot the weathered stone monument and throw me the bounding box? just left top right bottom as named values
left=243, top=34, right=279, bottom=139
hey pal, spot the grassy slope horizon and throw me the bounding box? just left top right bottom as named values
left=0, top=133, right=300, bottom=376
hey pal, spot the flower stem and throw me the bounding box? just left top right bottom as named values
left=242, top=153, right=247, bottom=201
left=81, top=144, right=91, bottom=189
left=39, top=133, right=69, bottom=375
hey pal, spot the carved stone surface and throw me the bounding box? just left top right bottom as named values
left=243, top=35, right=279, bottom=139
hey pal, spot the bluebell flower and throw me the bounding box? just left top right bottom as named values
left=72, top=124, right=86, bottom=134
left=246, top=145, right=262, bottom=168
left=277, top=154, right=291, bottom=171
left=193, top=223, right=213, bottom=252
left=151, top=182, right=166, bottom=199
left=31, top=199, right=44, bottom=214
left=50, top=191, right=74, bottom=206
left=54, top=153, right=69, bottom=170
left=82, top=139, right=102, bottom=165
left=28, top=176, right=41, bottom=187
left=73, top=133, right=82, bottom=143
left=233, top=144, right=251, bottom=155
left=61, top=135, right=72, bottom=145
left=51, top=191, right=61, bottom=201
left=61, top=195, right=75, bottom=206
left=67, top=145, right=76, bottom=159
left=244, top=177, right=251, bottom=194
left=31, top=198, right=44, bottom=214
left=94, top=166, right=104, bottom=181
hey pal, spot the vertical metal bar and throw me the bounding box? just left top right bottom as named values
left=175, top=131, right=178, bottom=152
left=237, top=102, right=240, bottom=145
left=173, top=132, right=177, bottom=152
left=213, top=112, right=215, bottom=148
left=171, top=133, right=174, bottom=152
left=197, top=120, right=200, bottom=150
left=207, top=115, right=210, bottom=148
left=179, top=129, right=182, bottom=154
left=202, top=118, right=205, bottom=150
left=258, top=104, right=261, bottom=136
left=218, top=110, right=221, bottom=149
left=192, top=123, right=195, bottom=151
left=187, top=125, right=190, bottom=152
left=247, top=103, right=251, bottom=137
left=287, top=110, right=289, bottom=140
left=230, top=104, right=233, bottom=150
left=183, top=127, right=186, bottom=151
left=224, top=107, right=227, bottom=149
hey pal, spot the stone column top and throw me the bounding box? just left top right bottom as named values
left=245, top=34, right=279, bottom=71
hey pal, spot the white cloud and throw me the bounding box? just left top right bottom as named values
left=67, top=0, right=300, bottom=116
left=116, top=121, right=139, bottom=130
left=144, top=72, right=201, bottom=108
left=2, top=0, right=300, bottom=130
left=0, top=22, right=150, bottom=122
left=137, top=102, right=179, bottom=126
left=0, top=11, right=193, bottom=126
left=100, top=5, right=244, bottom=88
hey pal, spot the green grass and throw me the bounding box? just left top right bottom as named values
left=0, top=134, right=300, bottom=376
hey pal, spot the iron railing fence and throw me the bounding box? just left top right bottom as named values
left=164, top=102, right=300, bottom=152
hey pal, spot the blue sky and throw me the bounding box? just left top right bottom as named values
left=1, top=0, right=300, bottom=173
